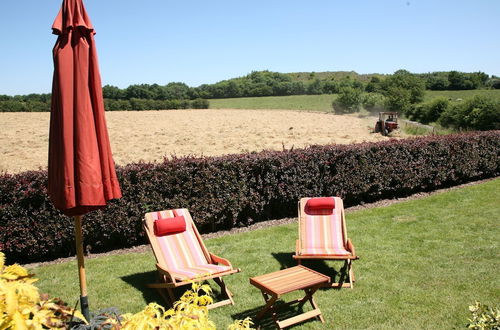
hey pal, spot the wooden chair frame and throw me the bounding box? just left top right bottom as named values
left=144, top=209, right=241, bottom=309
left=292, top=197, right=359, bottom=288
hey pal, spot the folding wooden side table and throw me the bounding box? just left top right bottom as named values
left=250, top=265, right=330, bottom=329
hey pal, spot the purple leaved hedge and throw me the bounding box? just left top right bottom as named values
left=1, top=131, right=499, bottom=263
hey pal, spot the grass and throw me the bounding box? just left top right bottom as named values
left=32, top=178, right=500, bottom=329
left=401, top=122, right=455, bottom=136
left=210, top=94, right=336, bottom=111
left=402, top=124, right=432, bottom=136
left=209, top=90, right=500, bottom=112
left=424, top=89, right=500, bottom=102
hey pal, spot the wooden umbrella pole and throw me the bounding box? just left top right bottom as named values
left=74, top=215, right=90, bottom=321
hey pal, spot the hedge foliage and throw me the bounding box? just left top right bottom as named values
left=1, top=132, right=499, bottom=263
left=0, top=98, right=209, bottom=112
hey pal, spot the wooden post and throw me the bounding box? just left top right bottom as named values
left=74, top=215, right=90, bottom=321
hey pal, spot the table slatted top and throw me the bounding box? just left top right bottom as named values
left=250, top=266, right=330, bottom=295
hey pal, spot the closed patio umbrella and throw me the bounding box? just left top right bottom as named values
left=48, top=0, right=121, bottom=321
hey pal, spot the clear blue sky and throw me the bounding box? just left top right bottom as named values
left=0, top=0, right=499, bottom=95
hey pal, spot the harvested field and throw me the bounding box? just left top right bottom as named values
left=0, top=109, right=393, bottom=173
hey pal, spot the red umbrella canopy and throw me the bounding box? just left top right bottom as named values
left=49, top=0, right=121, bottom=216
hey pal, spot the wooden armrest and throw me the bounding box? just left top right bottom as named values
left=209, top=253, right=232, bottom=267
left=346, top=239, right=356, bottom=258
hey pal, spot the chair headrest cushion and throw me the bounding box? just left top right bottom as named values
left=305, top=197, right=335, bottom=215
left=154, top=215, right=186, bottom=236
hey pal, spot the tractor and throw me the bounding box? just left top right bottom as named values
left=374, top=112, right=399, bottom=136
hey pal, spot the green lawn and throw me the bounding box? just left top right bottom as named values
left=209, top=90, right=500, bottom=112
left=210, top=94, right=336, bottom=111
left=32, top=178, right=500, bottom=329
left=424, top=89, right=500, bottom=102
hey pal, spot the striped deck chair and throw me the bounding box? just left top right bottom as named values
left=144, top=208, right=240, bottom=309
left=293, top=197, right=359, bottom=288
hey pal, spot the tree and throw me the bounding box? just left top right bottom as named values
left=384, top=86, right=412, bottom=113
left=164, top=82, right=190, bottom=100
left=448, top=71, right=480, bottom=90
left=426, top=74, right=449, bottom=90
left=381, top=70, right=425, bottom=113
left=332, top=87, right=363, bottom=114
left=365, top=76, right=382, bottom=93
left=102, top=85, right=125, bottom=99
left=126, top=84, right=154, bottom=99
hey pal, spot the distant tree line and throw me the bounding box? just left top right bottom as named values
left=0, top=93, right=52, bottom=112
left=1, top=70, right=499, bottom=112
left=101, top=71, right=364, bottom=101
left=417, top=71, right=491, bottom=90
left=332, top=69, right=500, bottom=131
left=0, top=88, right=208, bottom=112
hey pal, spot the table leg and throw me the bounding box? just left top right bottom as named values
left=256, top=291, right=279, bottom=320
left=297, top=285, right=324, bottom=323
left=309, top=291, right=324, bottom=323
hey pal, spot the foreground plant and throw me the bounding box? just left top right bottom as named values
left=0, top=251, right=86, bottom=329
left=82, top=281, right=253, bottom=329
left=468, top=301, right=500, bottom=330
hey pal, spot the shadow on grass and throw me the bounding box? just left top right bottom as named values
left=271, top=252, right=296, bottom=269
left=232, top=300, right=322, bottom=329
left=121, top=271, right=230, bottom=308
left=121, top=271, right=164, bottom=305
left=272, top=252, right=351, bottom=290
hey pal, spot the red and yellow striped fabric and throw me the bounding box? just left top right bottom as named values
left=148, top=209, right=230, bottom=280
left=300, top=197, right=350, bottom=256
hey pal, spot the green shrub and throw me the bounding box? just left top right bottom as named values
left=408, top=98, right=450, bottom=124
left=306, top=79, right=323, bottom=95
left=488, top=78, right=500, bottom=90
left=104, top=99, right=132, bottom=111
left=439, top=96, right=500, bottom=130
left=332, top=87, right=363, bottom=113
left=425, top=98, right=450, bottom=123
left=191, top=98, right=210, bottom=109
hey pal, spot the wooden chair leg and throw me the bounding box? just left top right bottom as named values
left=347, top=260, right=353, bottom=288
left=350, top=260, right=356, bottom=282
left=213, top=277, right=235, bottom=305
left=166, top=288, right=176, bottom=306
left=149, top=274, right=177, bottom=307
